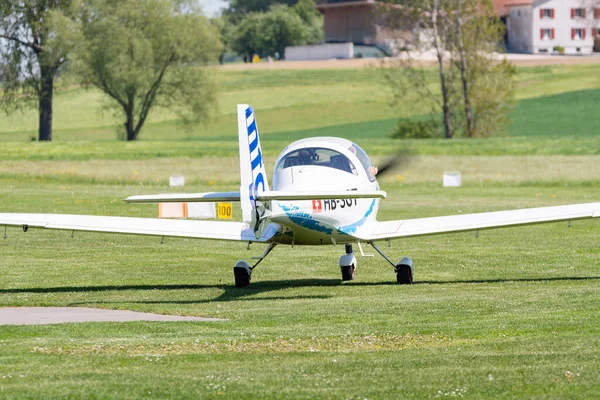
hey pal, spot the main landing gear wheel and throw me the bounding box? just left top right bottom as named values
left=339, top=244, right=357, bottom=282
left=396, top=264, right=412, bottom=284
left=395, top=257, right=414, bottom=285
left=233, top=243, right=278, bottom=288
left=234, top=261, right=252, bottom=288
left=341, top=265, right=355, bottom=281
left=368, top=242, right=414, bottom=285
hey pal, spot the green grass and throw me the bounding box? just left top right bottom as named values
left=510, top=88, right=600, bottom=137
left=1, top=171, right=600, bottom=398
left=1, top=64, right=600, bottom=398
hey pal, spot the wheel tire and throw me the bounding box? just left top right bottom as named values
left=341, top=264, right=355, bottom=281
left=234, top=265, right=252, bottom=288
left=396, top=264, right=413, bottom=285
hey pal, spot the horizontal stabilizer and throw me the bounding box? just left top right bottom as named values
left=125, top=190, right=386, bottom=204
left=125, top=192, right=241, bottom=204
left=257, top=190, right=386, bottom=201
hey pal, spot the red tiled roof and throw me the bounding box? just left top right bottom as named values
left=494, top=0, right=534, bottom=16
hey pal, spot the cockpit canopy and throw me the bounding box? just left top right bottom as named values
left=274, top=142, right=376, bottom=182
left=275, top=147, right=358, bottom=175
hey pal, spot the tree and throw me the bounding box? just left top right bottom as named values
left=292, top=0, right=324, bottom=44
left=231, top=12, right=267, bottom=59
left=0, top=0, right=80, bottom=141
left=231, top=2, right=322, bottom=59
left=75, top=0, right=221, bottom=141
left=384, top=0, right=514, bottom=138
left=211, top=16, right=234, bottom=64
left=260, top=4, right=313, bottom=58
left=449, top=0, right=515, bottom=137
left=226, top=0, right=297, bottom=17
left=384, top=0, right=459, bottom=138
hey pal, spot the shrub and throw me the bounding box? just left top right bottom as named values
left=389, top=118, right=439, bottom=139
left=553, top=46, right=565, bottom=54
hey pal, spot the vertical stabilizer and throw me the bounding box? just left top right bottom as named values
left=238, top=104, right=269, bottom=230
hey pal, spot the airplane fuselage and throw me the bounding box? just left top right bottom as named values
left=265, top=138, right=380, bottom=245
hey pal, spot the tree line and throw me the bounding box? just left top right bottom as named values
left=1, top=0, right=222, bottom=142
left=1, top=0, right=517, bottom=143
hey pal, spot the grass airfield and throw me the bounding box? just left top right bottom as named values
left=1, top=64, right=600, bottom=398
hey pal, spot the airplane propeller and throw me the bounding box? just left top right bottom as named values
left=375, top=149, right=413, bottom=178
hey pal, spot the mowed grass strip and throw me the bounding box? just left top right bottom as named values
left=30, top=333, right=458, bottom=356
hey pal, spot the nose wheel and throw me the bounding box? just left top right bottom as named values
left=339, top=244, right=357, bottom=281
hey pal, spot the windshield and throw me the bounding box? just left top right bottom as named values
left=276, top=147, right=357, bottom=175
left=349, top=142, right=376, bottom=182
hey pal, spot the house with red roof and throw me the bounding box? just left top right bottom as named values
left=500, top=0, right=598, bottom=54
left=315, top=0, right=599, bottom=54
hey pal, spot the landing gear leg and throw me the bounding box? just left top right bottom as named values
left=233, top=242, right=277, bottom=288
left=339, top=244, right=357, bottom=281
left=369, top=242, right=414, bottom=285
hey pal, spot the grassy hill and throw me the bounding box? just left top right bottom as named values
left=0, top=63, right=598, bottom=146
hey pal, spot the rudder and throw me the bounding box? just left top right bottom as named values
left=237, top=104, right=269, bottom=230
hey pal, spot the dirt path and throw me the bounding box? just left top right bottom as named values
left=0, top=307, right=226, bottom=325
left=220, top=54, right=600, bottom=71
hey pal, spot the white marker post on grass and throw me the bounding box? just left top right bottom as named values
left=443, top=171, right=461, bottom=187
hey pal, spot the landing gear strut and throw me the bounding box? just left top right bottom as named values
left=233, top=242, right=277, bottom=288
left=369, top=242, right=413, bottom=284
left=339, top=243, right=356, bottom=281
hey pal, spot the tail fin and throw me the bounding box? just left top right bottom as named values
left=238, top=104, right=269, bottom=226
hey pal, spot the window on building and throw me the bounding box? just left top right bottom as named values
left=593, top=28, right=599, bottom=37
left=572, top=8, right=586, bottom=18
left=595, top=8, right=600, bottom=19
left=540, top=8, right=554, bottom=19
left=540, top=28, right=554, bottom=40
left=571, top=28, right=586, bottom=40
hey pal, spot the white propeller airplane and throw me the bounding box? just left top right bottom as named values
left=2, top=104, right=600, bottom=287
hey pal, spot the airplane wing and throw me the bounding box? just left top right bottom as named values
left=125, top=190, right=386, bottom=204
left=0, top=213, right=277, bottom=242
left=362, top=202, right=600, bottom=241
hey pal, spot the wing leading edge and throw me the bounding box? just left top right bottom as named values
left=0, top=213, right=276, bottom=242
left=125, top=190, right=386, bottom=204
left=363, top=202, right=600, bottom=241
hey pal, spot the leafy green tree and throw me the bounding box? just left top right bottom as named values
left=0, top=0, right=80, bottom=141
left=292, top=0, right=323, bottom=44
left=231, top=3, right=322, bottom=59
left=231, top=12, right=266, bottom=59
left=211, top=16, right=235, bottom=64
left=384, top=0, right=514, bottom=139
left=384, top=0, right=459, bottom=138
left=260, top=5, right=311, bottom=58
left=450, top=0, right=515, bottom=137
left=75, top=0, right=221, bottom=141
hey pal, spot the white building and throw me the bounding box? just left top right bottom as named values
left=506, top=0, right=600, bottom=54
